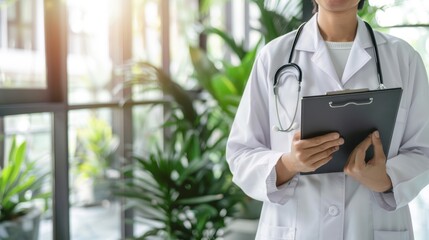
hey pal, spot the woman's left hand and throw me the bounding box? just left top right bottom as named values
left=344, top=131, right=392, bottom=193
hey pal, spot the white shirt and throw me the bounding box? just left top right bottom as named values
left=325, top=41, right=353, bottom=79
left=226, top=14, right=429, bottom=240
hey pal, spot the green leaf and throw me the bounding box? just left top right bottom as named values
left=177, top=194, right=224, bottom=205
left=4, top=140, right=24, bottom=185
left=250, top=0, right=302, bottom=43
left=203, top=27, right=247, bottom=59
left=3, top=176, right=36, bottom=205
left=0, top=137, right=51, bottom=221
left=138, top=228, right=163, bottom=239
left=130, top=176, right=164, bottom=197
left=187, top=133, right=202, bottom=161
left=132, top=204, right=167, bottom=222
left=212, top=74, right=238, bottom=97
left=189, top=46, right=219, bottom=94
left=177, top=158, right=209, bottom=185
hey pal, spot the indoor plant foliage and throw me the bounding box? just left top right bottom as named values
left=0, top=137, right=50, bottom=240
left=73, top=117, right=119, bottom=180
left=114, top=56, right=246, bottom=238
left=191, top=0, right=303, bottom=119
left=112, top=1, right=305, bottom=237
left=72, top=117, right=120, bottom=205
left=115, top=110, right=242, bottom=239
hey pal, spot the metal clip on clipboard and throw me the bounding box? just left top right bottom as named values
left=329, top=98, right=373, bottom=108
left=326, top=88, right=373, bottom=109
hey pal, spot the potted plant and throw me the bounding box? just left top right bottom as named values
left=114, top=108, right=243, bottom=239
left=0, top=137, right=50, bottom=240
left=71, top=117, right=120, bottom=206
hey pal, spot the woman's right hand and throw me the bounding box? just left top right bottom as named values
left=276, top=131, right=344, bottom=185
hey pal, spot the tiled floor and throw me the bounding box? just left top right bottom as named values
left=40, top=201, right=121, bottom=240
left=70, top=202, right=121, bottom=240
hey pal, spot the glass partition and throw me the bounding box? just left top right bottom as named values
left=67, top=0, right=116, bottom=104
left=68, top=108, right=121, bottom=239
left=3, top=113, right=53, bottom=240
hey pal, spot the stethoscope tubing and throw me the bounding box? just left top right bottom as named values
left=273, top=63, right=302, bottom=95
left=274, top=20, right=384, bottom=132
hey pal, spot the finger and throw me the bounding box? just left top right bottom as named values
left=293, top=131, right=301, bottom=141
left=352, top=135, right=372, bottom=169
left=299, top=132, right=340, bottom=149
left=372, top=131, right=386, bottom=163
left=307, top=145, right=339, bottom=165
left=306, top=137, right=344, bottom=158
left=308, top=155, right=333, bottom=172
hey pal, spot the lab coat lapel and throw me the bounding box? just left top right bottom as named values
left=295, top=14, right=342, bottom=89
left=341, top=20, right=372, bottom=85
left=311, top=42, right=340, bottom=85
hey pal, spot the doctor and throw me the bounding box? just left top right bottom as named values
left=226, top=0, right=429, bottom=239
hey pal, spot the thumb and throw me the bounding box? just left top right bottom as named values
left=372, top=131, right=386, bottom=163
left=294, top=131, right=301, bottom=141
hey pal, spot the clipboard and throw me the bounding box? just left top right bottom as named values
left=300, top=87, right=402, bottom=175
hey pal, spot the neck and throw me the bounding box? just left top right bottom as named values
left=317, top=11, right=358, bottom=42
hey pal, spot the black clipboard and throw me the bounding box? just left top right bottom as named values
left=300, top=87, right=402, bottom=175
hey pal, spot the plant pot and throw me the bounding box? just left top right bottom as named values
left=0, top=207, right=42, bottom=240
left=74, top=177, right=112, bottom=206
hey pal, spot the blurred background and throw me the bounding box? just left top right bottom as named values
left=0, top=0, right=428, bottom=239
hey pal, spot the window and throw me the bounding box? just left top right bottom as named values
left=1, top=0, right=168, bottom=239
left=0, top=0, right=46, bottom=90
left=67, top=0, right=114, bottom=104
left=68, top=109, right=121, bottom=239
left=6, top=0, right=37, bottom=50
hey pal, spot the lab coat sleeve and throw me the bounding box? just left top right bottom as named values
left=226, top=52, right=297, bottom=204
left=373, top=51, right=429, bottom=211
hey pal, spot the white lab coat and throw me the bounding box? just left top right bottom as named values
left=226, top=14, right=429, bottom=240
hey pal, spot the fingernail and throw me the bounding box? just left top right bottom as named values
left=374, top=131, right=380, bottom=138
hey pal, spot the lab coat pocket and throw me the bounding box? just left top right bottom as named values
left=374, top=230, right=409, bottom=240
left=258, top=224, right=296, bottom=240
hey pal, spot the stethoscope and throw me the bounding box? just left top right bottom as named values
left=273, top=21, right=385, bottom=132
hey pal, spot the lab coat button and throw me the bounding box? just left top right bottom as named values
left=328, top=206, right=339, bottom=216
